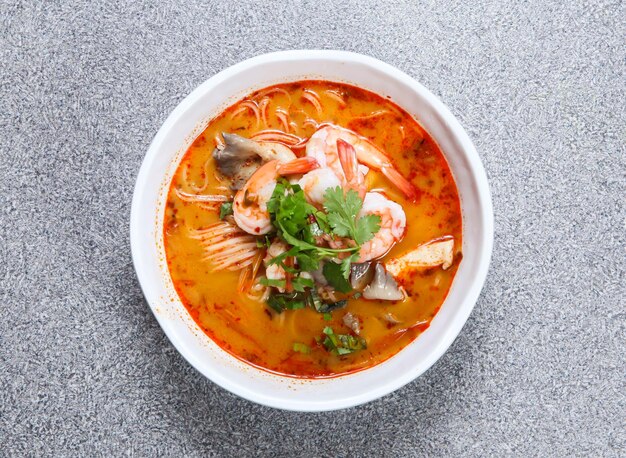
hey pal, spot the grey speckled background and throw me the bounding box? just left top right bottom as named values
left=1, top=0, right=624, bottom=456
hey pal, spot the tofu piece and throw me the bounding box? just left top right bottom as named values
left=386, top=237, right=455, bottom=277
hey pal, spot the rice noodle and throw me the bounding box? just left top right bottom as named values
left=175, top=188, right=229, bottom=204
left=230, top=100, right=261, bottom=127
left=203, top=243, right=257, bottom=271
left=239, top=250, right=264, bottom=294
left=290, top=138, right=309, bottom=151
left=302, top=118, right=319, bottom=129
left=246, top=282, right=270, bottom=303
left=398, top=125, right=406, bottom=140
left=325, top=89, right=346, bottom=107
left=251, top=130, right=303, bottom=146
left=275, top=109, right=291, bottom=132
left=301, top=89, right=322, bottom=116
left=258, top=97, right=270, bottom=128
left=249, top=250, right=264, bottom=284
left=189, top=222, right=237, bottom=239
left=197, top=203, right=220, bottom=212
left=350, top=110, right=391, bottom=121
left=255, top=87, right=292, bottom=104
left=181, top=158, right=212, bottom=193
left=189, top=222, right=259, bottom=271
left=238, top=266, right=251, bottom=293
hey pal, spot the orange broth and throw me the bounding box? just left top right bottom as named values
left=163, top=81, right=462, bottom=377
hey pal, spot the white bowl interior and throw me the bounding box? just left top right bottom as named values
left=131, top=51, right=493, bottom=411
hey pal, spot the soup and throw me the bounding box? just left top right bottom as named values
left=164, top=81, right=462, bottom=377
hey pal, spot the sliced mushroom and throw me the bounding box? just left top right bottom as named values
left=362, top=264, right=405, bottom=301
left=385, top=236, right=455, bottom=277
left=212, top=133, right=296, bottom=190
left=350, top=262, right=375, bottom=291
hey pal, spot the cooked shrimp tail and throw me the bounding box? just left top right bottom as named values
left=352, top=142, right=418, bottom=202
left=337, top=139, right=365, bottom=198
left=276, top=157, right=320, bottom=175
left=306, top=124, right=418, bottom=201
left=379, top=166, right=419, bottom=202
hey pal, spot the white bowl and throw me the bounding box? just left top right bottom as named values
left=130, top=50, right=493, bottom=412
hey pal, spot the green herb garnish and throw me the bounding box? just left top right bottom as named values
left=262, top=182, right=382, bottom=317
left=259, top=277, right=287, bottom=289
left=219, top=202, right=233, bottom=220
left=267, top=291, right=308, bottom=313
left=291, top=275, right=314, bottom=292
left=256, top=236, right=272, bottom=248
left=322, top=259, right=356, bottom=293
left=266, top=182, right=380, bottom=281
left=323, top=187, right=381, bottom=245
left=292, top=342, right=311, bottom=354
left=322, top=326, right=366, bottom=356
left=315, top=299, right=347, bottom=314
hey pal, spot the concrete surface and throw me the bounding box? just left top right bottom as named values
left=1, top=0, right=624, bottom=456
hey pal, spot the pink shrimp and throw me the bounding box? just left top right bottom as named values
left=357, top=192, right=407, bottom=262
left=298, top=135, right=366, bottom=206
left=337, top=139, right=365, bottom=199
left=306, top=124, right=418, bottom=201
left=233, top=158, right=319, bottom=235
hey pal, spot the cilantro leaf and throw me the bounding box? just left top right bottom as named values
left=322, top=261, right=353, bottom=293
left=295, top=252, right=320, bottom=272
left=259, top=277, right=287, bottom=289
left=291, top=275, right=314, bottom=292
left=324, top=187, right=363, bottom=225
left=314, top=210, right=331, bottom=233
left=326, top=212, right=352, bottom=238
left=340, top=253, right=359, bottom=280
left=266, top=180, right=287, bottom=215
left=354, top=214, right=381, bottom=245
left=323, top=187, right=381, bottom=245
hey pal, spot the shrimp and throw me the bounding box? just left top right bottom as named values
left=233, top=158, right=319, bottom=235
left=337, top=139, right=365, bottom=199
left=306, top=125, right=366, bottom=188
left=264, top=239, right=289, bottom=291
left=298, top=167, right=341, bottom=206
left=357, top=192, right=406, bottom=262
left=298, top=137, right=363, bottom=206
left=306, top=124, right=418, bottom=201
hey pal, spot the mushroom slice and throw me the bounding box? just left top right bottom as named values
left=212, top=133, right=296, bottom=190
left=350, top=262, right=375, bottom=291
left=362, top=264, right=405, bottom=301
left=386, top=237, right=455, bottom=277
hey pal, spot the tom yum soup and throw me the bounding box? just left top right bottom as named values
left=164, top=81, right=462, bottom=377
